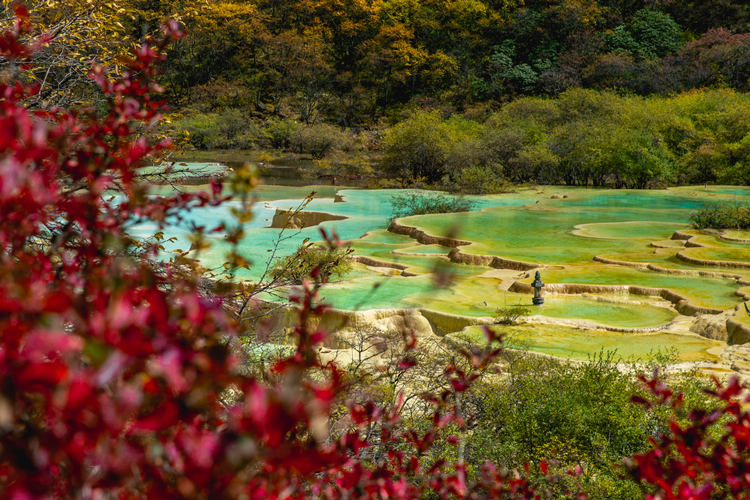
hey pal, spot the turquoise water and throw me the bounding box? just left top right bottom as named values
left=141, top=172, right=750, bottom=358
left=135, top=185, right=539, bottom=280
left=143, top=179, right=750, bottom=297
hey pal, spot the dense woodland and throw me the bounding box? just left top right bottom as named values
left=148, top=0, right=750, bottom=122
left=8, top=1, right=750, bottom=120
left=6, top=1, right=750, bottom=187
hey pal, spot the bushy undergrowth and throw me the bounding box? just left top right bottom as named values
left=289, top=123, right=356, bottom=158
left=390, top=192, right=475, bottom=220
left=170, top=113, right=360, bottom=157
left=691, top=204, right=750, bottom=229
left=381, top=89, right=750, bottom=189
left=494, top=305, right=531, bottom=325
left=271, top=244, right=352, bottom=284
left=262, top=118, right=299, bottom=149
left=171, top=87, right=750, bottom=191
left=445, top=165, right=509, bottom=194
left=381, top=111, right=498, bottom=189
left=426, top=350, right=719, bottom=499
left=172, top=109, right=260, bottom=149
left=342, top=330, right=723, bottom=499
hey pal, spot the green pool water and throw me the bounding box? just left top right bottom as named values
left=301, top=275, right=677, bottom=329
left=687, top=234, right=750, bottom=249
left=651, top=239, right=686, bottom=248
left=602, top=251, right=750, bottom=279
left=140, top=186, right=541, bottom=281
left=358, top=230, right=416, bottom=245
left=417, top=291, right=677, bottom=328
left=687, top=186, right=750, bottom=198
left=455, top=325, right=723, bottom=363
left=723, top=230, right=750, bottom=241
left=397, top=244, right=451, bottom=255
left=573, top=221, right=689, bottom=240
left=404, top=205, right=690, bottom=265
left=148, top=183, right=344, bottom=202
left=681, top=246, right=750, bottom=264
left=401, top=187, right=750, bottom=265
left=146, top=175, right=750, bottom=361
left=543, top=265, right=742, bottom=310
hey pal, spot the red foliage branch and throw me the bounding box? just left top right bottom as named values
left=630, top=375, right=750, bottom=499
left=0, top=6, right=552, bottom=499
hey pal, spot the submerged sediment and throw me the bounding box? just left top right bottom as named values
left=269, top=208, right=347, bottom=229
left=676, top=250, right=750, bottom=269
left=351, top=256, right=418, bottom=277
left=388, top=219, right=537, bottom=270
left=388, top=220, right=471, bottom=247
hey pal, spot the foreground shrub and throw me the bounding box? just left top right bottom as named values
left=271, top=243, right=353, bottom=283
left=456, top=352, right=717, bottom=499
left=628, top=375, right=750, bottom=498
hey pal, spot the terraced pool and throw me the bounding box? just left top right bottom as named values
left=147, top=171, right=750, bottom=363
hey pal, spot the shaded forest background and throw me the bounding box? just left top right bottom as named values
left=10, top=0, right=750, bottom=122
left=7, top=0, right=750, bottom=188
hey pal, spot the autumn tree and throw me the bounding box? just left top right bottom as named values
left=157, top=1, right=270, bottom=105
left=0, top=0, right=139, bottom=106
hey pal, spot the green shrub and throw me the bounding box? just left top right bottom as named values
left=556, top=87, right=622, bottom=122
left=690, top=205, right=750, bottom=229
left=487, top=96, right=560, bottom=129
left=261, top=119, right=300, bottom=149
left=381, top=111, right=496, bottom=184
left=445, top=135, right=499, bottom=172
left=507, top=144, right=560, bottom=183
left=444, top=166, right=507, bottom=194
left=626, top=9, right=683, bottom=59
left=376, top=89, right=750, bottom=189
left=390, top=192, right=475, bottom=220
left=171, top=109, right=258, bottom=150
left=439, top=351, right=716, bottom=499
left=549, top=116, right=675, bottom=187
left=494, top=305, right=530, bottom=325
left=479, top=127, right=531, bottom=166
left=381, top=111, right=455, bottom=182
left=289, top=123, right=354, bottom=158
left=271, top=244, right=352, bottom=284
